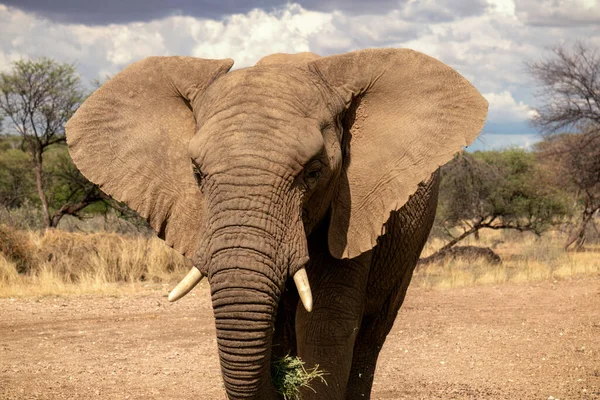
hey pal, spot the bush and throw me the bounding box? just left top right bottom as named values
left=432, top=149, right=571, bottom=254
left=37, top=230, right=190, bottom=284
left=0, top=224, right=37, bottom=273
left=0, top=201, right=45, bottom=231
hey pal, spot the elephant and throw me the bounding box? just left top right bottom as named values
left=65, top=48, right=487, bottom=399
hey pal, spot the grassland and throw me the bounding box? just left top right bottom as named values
left=0, top=224, right=599, bottom=298
left=0, top=225, right=191, bottom=297
left=414, top=230, right=600, bottom=288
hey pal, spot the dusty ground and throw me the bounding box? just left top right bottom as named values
left=1, top=277, right=599, bottom=400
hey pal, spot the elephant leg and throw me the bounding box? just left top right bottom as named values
left=345, top=174, right=440, bottom=399
left=344, top=267, right=414, bottom=399
left=295, top=253, right=371, bottom=400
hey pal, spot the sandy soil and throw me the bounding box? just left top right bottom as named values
left=1, top=277, right=599, bottom=400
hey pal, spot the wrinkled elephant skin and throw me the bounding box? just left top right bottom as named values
left=65, top=48, right=488, bottom=399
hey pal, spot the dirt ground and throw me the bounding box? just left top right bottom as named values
left=1, top=277, right=599, bottom=400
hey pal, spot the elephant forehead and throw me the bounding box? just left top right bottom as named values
left=191, top=114, right=324, bottom=176
left=190, top=67, right=329, bottom=172
left=197, top=66, right=330, bottom=119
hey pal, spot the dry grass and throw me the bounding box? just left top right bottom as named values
left=413, top=229, right=600, bottom=288
left=0, top=226, right=191, bottom=298
left=1, top=226, right=599, bottom=298
left=0, top=224, right=37, bottom=273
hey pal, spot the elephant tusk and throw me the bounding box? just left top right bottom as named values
left=293, top=268, right=313, bottom=313
left=168, top=268, right=205, bottom=302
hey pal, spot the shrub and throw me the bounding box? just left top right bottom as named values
left=0, top=224, right=36, bottom=273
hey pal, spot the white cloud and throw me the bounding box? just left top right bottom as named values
left=515, top=0, right=600, bottom=26
left=484, top=90, right=538, bottom=122
left=0, top=4, right=332, bottom=81
left=191, top=5, right=332, bottom=67
left=486, top=0, right=516, bottom=17
left=0, top=1, right=598, bottom=138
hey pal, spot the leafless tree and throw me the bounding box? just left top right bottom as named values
left=529, top=42, right=600, bottom=249
left=528, top=41, right=600, bottom=137
left=536, top=129, right=600, bottom=250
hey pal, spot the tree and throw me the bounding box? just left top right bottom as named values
left=0, top=144, right=36, bottom=209
left=528, top=41, right=600, bottom=249
left=535, top=129, right=600, bottom=250
left=0, top=58, right=101, bottom=228
left=429, top=149, right=569, bottom=258
left=528, top=41, right=600, bottom=136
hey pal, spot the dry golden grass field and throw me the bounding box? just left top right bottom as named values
left=1, top=226, right=598, bottom=297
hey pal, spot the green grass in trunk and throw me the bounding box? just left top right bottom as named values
left=271, top=354, right=327, bottom=400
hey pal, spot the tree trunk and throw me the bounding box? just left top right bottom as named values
left=564, top=207, right=598, bottom=251
left=50, top=196, right=99, bottom=228
left=32, top=154, right=51, bottom=229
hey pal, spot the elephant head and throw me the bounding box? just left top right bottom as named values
left=65, top=49, right=487, bottom=399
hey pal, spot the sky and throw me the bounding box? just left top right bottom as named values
left=1, top=0, right=599, bottom=151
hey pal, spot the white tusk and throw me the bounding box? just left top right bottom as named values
left=168, top=268, right=204, bottom=302
left=293, top=268, right=313, bottom=313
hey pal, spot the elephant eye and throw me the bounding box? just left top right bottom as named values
left=192, top=162, right=205, bottom=186
left=303, top=160, right=323, bottom=188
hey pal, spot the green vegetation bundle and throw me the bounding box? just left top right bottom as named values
left=271, top=354, right=327, bottom=400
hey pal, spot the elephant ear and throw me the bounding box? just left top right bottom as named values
left=66, top=56, right=233, bottom=257
left=308, top=48, right=488, bottom=259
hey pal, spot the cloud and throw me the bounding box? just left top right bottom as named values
left=0, top=4, right=332, bottom=80
left=2, top=0, right=488, bottom=25
left=1, top=0, right=598, bottom=142
left=515, top=0, right=600, bottom=26
left=401, top=0, right=488, bottom=22
left=484, top=90, right=538, bottom=122
left=190, top=6, right=332, bottom=67
left=1, top=0, right=289, bottom=25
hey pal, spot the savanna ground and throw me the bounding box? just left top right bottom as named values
left=1, top=226, right=599, bottom=399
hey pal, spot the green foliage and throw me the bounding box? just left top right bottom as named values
left=0, top=146, right=36, bottom=208
left=0, top=201, right=45, bottom=231
left=0, top=135, right=145, bottom=229
left=0, top=58, right=93, bottom=227
left=0, top=134, right=22, bottom=151
left=435, top=148, right=571, bottom=243
left=0, top=136, right=96, bottom=211
left=0, top=57, right=84, bottom=141
left=271, top=354, right=327, bottom=400
left=0, top=59, right=139, bottom=228
left=43, top=146, right=99, bottom=211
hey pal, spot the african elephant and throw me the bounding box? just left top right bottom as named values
left=65, top=48, right=487, bottom=399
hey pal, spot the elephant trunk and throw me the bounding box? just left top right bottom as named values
left=198, top=166, right=309, bottom=399
left=208, top=226, right=285, bottom=400
left=211, top=273, right=278, bottom=398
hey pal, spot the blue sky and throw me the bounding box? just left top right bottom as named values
left=1, top=0, right=599, bottom=151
